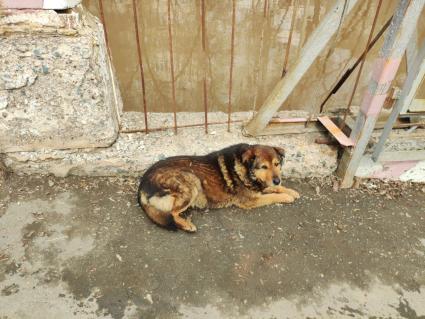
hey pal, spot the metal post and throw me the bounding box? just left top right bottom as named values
left=337, top=0, right=425, bottom=188
left=372, top=39, right=425, bottom=161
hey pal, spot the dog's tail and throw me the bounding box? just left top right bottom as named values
left=143, top=205, right=177, bottom=230
left=137, top=192, right=177, bottom=230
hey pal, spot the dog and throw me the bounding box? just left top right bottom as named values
left=137, top=143, right=300, bottom=232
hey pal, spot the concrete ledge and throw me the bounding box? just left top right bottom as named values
left=3, top=123, right=338, bottom=178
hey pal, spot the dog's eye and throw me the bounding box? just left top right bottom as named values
left=261, top=165, right=268, bottom=169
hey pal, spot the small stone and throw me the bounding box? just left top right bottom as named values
left=145, top=293, right=153, bottom=304
left=48, top=180, right=54, bottom=187
left=0, top=92, right=8, bottom=110
left=332, top=180, right=339, bottom=192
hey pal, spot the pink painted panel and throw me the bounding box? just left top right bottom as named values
left=2, top=0, right=44, bottom=8
left=371, top=161, right=418, bottom=180
left=372, top=58, right=402, bottom=84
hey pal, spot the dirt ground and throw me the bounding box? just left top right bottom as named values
left=1, top=174, right=425, bottom=319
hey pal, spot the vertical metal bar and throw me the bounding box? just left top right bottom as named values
left=227, top=0, right=236, bottom=132
left=263, top=0, right=269, bottom=18
left=337, top=0, right=424, bottom=188
left=132, top=0, right=149, bottom=133
left=167, top=0, right=178, bottom=134
left=339, top=0, right=383, bottom=131
left=252, top=0, right=269, bottom=114
left=200, top=0, right=208, bottom=133
left=282, top=0, right=297, bottom=77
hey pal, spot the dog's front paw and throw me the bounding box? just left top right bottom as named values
left=277, top=193, right=295, bottom=203
left=285, top=188, right=300, bottom=199
left=263, top=186, right=285, bottom=194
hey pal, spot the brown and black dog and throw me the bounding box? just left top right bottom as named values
left=138, top=143, right=300, bottom=232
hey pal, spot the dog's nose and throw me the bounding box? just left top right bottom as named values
left=273, top=177, right=281, bottom=185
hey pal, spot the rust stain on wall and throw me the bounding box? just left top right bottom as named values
left=83, top=0, right=425, bottom=114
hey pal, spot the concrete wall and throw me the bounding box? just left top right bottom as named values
left=82, top=0, right=425, bottom=114
left=0, top=8, right=122, bottom=152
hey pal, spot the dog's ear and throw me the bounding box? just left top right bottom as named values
left=274, top=147, right=285, bottom=163
left=241, top=146, right=255, bottom=165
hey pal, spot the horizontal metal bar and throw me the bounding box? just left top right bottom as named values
left=120, top=120, right=244, bottom=134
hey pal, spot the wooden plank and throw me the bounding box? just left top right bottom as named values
left=408, top=99, right=425, bottom=112
left=317, top=116, right=355, bottom=146
left=243, top=0, right=360, bottom=136
left=344, top=114, right=423, bottom=130
left=254, top=121, right=325, bottom=136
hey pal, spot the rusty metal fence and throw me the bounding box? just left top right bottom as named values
left=83, top=0, right=423, bottom=134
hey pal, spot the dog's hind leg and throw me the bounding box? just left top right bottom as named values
left=170, top=191, right=198, bottom=233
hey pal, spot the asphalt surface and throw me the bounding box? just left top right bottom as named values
left=1, top=175, right=425, bottom=318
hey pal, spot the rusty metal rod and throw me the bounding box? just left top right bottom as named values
left=227, top=0, right=236, bottom=132
left=339, top=0, right=383, bottom=131
left=121, top=119, right=244, bottom=134
left=201, top=0, right=208, bottom=133
left=282, top=0, right=298, bottom=78
left=167, top=0, right=178, bottom=134
left=319, top=14, right=393, bottom=113
left=263, top=0, right=269, bottom=18
left=132, top=0, right=149, bottom=133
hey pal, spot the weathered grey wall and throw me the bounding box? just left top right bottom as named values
left=0, top=8, right=122, bottom=152
left=82, top=0, right=425, bottom=114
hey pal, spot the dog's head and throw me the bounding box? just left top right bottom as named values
left=241, top=144, right=285, bottom=189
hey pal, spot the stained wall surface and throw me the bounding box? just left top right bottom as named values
left=82, top=0, right=425, bottom=114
